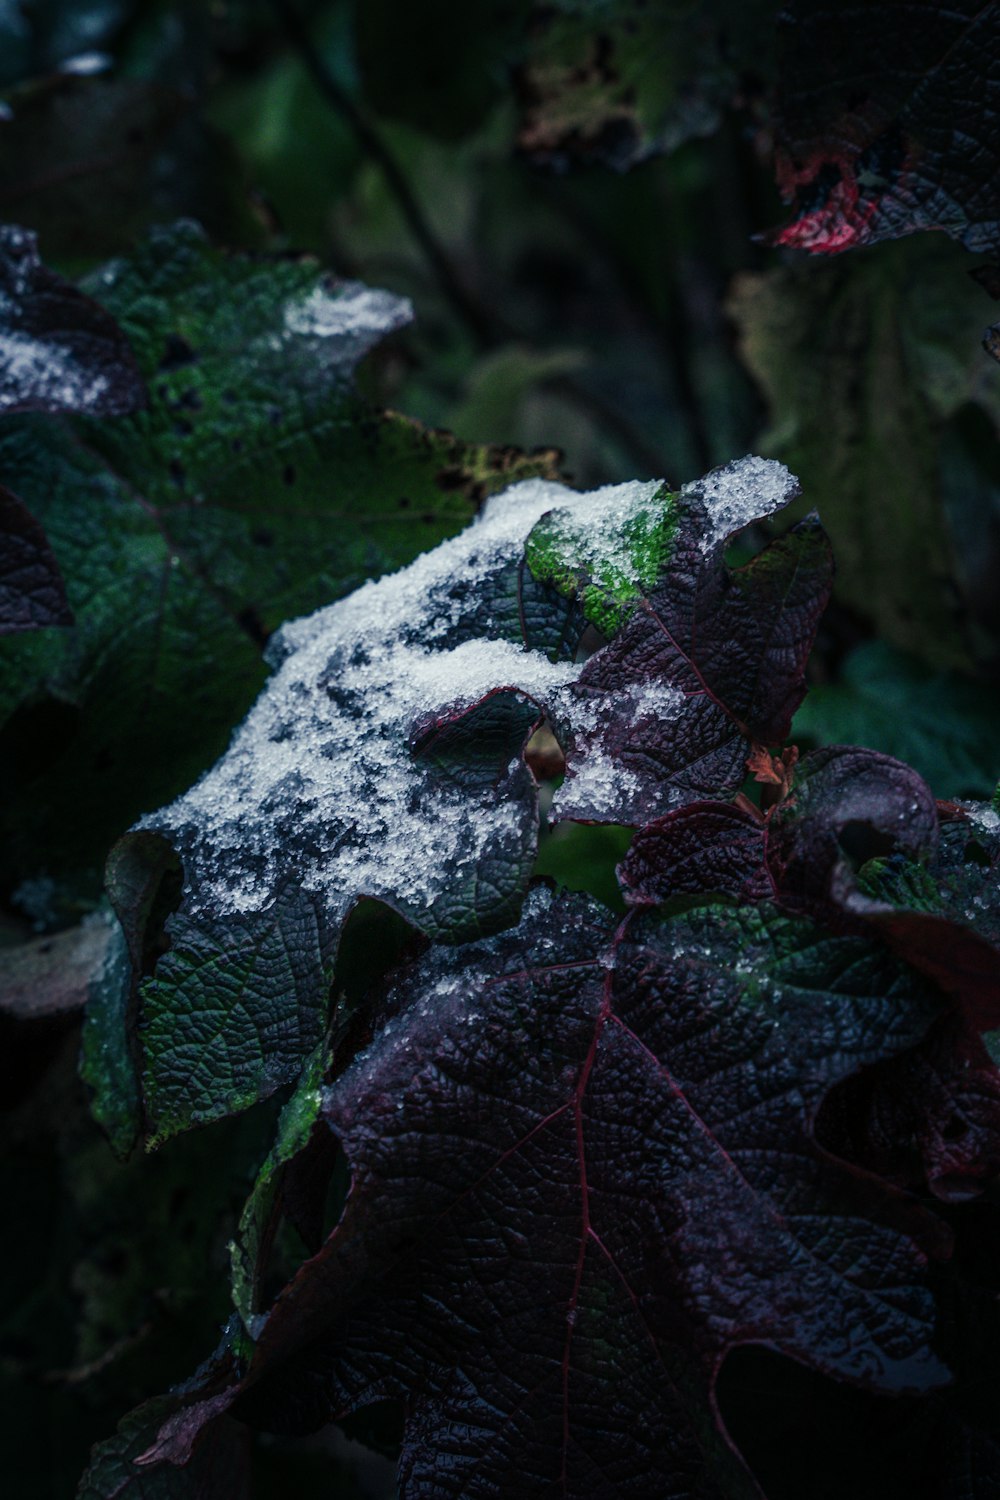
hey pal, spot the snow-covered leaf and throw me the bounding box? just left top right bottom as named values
left=0, top=223, right=144, bottom=415
left=0, top=222, right=559, bottom=887
left=102, top=456, right=832, bottom=1144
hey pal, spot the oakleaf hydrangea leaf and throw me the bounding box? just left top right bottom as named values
left=0, top=223, right=145, bottom=415
left=818, top=1012, right=1000, bottom=1203
left=545, top=459, right=832, bottom=823
left=620, top=755, right=1000, bottom=1201
left=106, top=457, right=829, bottom=1144
left=147, top=888, right=951, bottom=1498
left=849, top=801, right=1000, bottom=1024
left=620, top=745, right=941, bottom=920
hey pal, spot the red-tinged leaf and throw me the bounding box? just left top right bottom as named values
left=770, top=1, right=1000, bottom=256
left=0, top=223, right=145, bottom=415
left=621, top=759, right=1000, bottom=1203
left=767, top=745, right=940, bottom=905
left=139, top=889, right=954, bottom=1499
left=620, top=746, right=939, bottom=914
left=0, top=480, right=72, bottom=633
left=620, top=749, right=1000, bottom=1025
left=79, top=1395, right=250, bottom=1500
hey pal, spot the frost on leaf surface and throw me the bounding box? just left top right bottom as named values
left=94, top=455, right=833, bottom=1144
left=540, top=455, right=833, bottom=823
left=0, top=223, right=144, bottom=415
left=117, top=475, right=592, bottom=1141
left=151, top=888, right=952, bottom=1499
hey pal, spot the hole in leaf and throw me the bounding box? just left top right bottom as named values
left=836, top=819, right=898, bottom=870
left=964, top=839, right=991, bottom=868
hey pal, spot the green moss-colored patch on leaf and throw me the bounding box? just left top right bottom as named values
left=525, top=478, right=677, bottom=637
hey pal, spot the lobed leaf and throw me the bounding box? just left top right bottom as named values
left=545, top=459, right=832, bottom=823
left=0, top=222, right=559, bottom=887
left=770, top=0, right=1000, bottom=256
left=99, top=456, right=830, bottom=1144
left=130, top=888, right=952, bottom=1498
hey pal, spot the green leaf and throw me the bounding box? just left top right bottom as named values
left=729, top=236, right=1000, bottom=672
left=138, top=893, right=341, bottom=1149
left=96, top=456, right=829, bottom=1147
left=79, top=916, right=139, bottom=1158
left=525, top=477, right=677, bottom=636
left=0, top=222, right=560, bottom=888
left=229, top=1039, right=330, bottom=1335
left=517, top=0, right=777, bottom=169
left=794, top=641, right=1000, bottom=799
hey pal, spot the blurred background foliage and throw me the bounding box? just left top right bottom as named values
left=1, top=1, right=999, bottom=1495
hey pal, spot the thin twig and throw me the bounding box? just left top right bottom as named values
left=270, top=0, right=495, bottom=347
left=271, top=0, right=670, bottom=479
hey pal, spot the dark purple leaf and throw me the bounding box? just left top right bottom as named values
left=550, top=470, right=833, bottom=825
left=819, top=1016, right=1000, bottom=1202
left=618, top=800, right=773, bottom=906
left=0, top=479, right=72, bottom=633
left=768, top=745, right=940, bottom=905
left=0, top=223, right=145, bottom=415
left=619, top=746, right=939, bottom=914
left=771, top=0, right=1000, bottom=256
left=138, top=889, right=953, bottom=1499
left=111, top=457, right=832, bottom=1144
left=620, top=749, right=1000, bottom=1026
left=844, top=802, right=1000, bottom=1027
